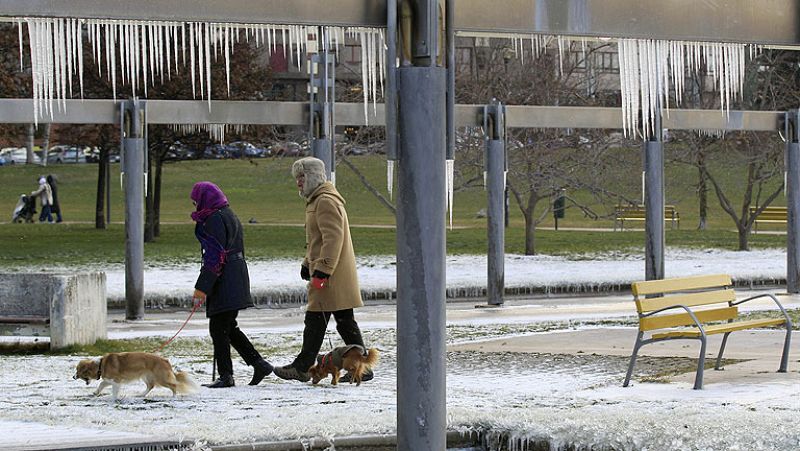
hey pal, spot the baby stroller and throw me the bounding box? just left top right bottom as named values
left=12, top=194, right=36, bottom=223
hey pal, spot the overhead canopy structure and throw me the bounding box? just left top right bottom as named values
left=3, top=0, right=799, bottom=46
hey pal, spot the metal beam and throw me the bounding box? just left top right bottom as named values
left=0, top=99, right=787, bottom=131
left=1, top=0, right=798, bottom=45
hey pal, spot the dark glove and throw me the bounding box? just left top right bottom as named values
left=311, top=270, right=330, bottom=290
left=301, top=265, right=310, bottom=281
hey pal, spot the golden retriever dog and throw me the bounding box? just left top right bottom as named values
left=74, top=352, right=197, bottom=400
left=309, top=345, right=379, bottom=386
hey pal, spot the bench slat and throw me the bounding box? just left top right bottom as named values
left=651, top=318, right=787, bottom=339
left=636, top=289, right=736, bottom=313
left=632, top=274, right=732, bottom=296
left=639, top=306, right=738, bottom=331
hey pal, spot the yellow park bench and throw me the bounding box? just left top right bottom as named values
left=614, top=204, right=680, bottom=231
left=624, top=274, right=792, bottom=389
left=750, top=206, right=787, bottom=234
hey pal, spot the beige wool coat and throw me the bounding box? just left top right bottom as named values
left=303, top=182, right=363, bottom=312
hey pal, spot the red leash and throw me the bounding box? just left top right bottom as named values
left=152, top=301, right=201, bottom=353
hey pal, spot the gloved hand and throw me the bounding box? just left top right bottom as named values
left=301, top=265, right=310, bottom=281
left=311, top=270, right=330, bottom=290
left=193, top=289, right=206, bottom=308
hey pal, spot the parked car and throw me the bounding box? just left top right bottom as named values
left=3, top=148, right=41, bottom=165
left=47, top=145, right=89, bottom=164
left=0, top=155, right=7, bottom=166
left=203, top=144, right=228, bottom=159
left=227, top=141, right=270, bottom=158
left=164, top=141, right=197, bottom=161
left=272, top=141, right=304, bottom=157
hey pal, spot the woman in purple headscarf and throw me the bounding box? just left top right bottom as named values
left=191, top=181, right=273, bottom=388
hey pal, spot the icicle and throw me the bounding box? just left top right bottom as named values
left=446, top=159, right=455, bottom=230
left=189, top=23, right=196, bottom=98
left=225, top=23, right=231, bottom=97
left=331, top=171, right=336, bottom=186
left=166, top=24, right=172, bottom=79
left=205, top=22, right=212, bottom=110
left=66, top=19, right=74, bottom=98
left=110, top=23, right=117, bottom=101
left=387, top=160, right=395, bottom=200
left=360, top=30, right=369, bottom=125
left=18, top=20, right=24, bottom=72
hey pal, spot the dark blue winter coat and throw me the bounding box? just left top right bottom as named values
left=194, top=207, right=253, bottom=317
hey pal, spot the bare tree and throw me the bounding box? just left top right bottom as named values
left=671, top=49, right=797, bottom=249
left=457, top=38, right=624, bottom=254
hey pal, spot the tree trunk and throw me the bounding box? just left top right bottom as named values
left=697, top=152, right=708, bottom=230
left=737, top=224, right=750, bottom=251
left=524, top=208, right=536, bottom=255
left=26, top=124, right=35, bottom=164
left=144, top=153, right=155, bottom=243
left=41, top=124, right=51, bottom=167
left=95, top=147, right=108, bottom=229
left=153, top=154, right=163, bottom=237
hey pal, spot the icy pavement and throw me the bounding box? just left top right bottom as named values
left=0, top=310, right=798, bottom=450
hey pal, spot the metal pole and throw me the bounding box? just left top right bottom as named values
left=485, top=101, right=505, bottom=306
left=396, top=0, right=446, bottom=447
left=786, top=110, right=800, bottom=293
left=644, top=126, right=665, bottom=281
left=106, top=158, right=111, bottom=225
left=123, top=100, right=145, bottom=320
left=397, top=66, right=446, bottom=451
left=310, top=51, right=333, bottom=180
left=385, top=0, right=398, bottom=161
left=445, top=0, right=455, bottom=161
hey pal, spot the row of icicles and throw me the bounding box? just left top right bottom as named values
left=19, top=18, right=756, bottom=140
left=20, top=18, right=385, bottom=127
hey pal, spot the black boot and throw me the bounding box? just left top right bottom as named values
left=249, top=358, right=273, bottom=386
left=204, top=374, right=235, bottom=388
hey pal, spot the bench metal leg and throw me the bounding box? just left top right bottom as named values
left=779, top=325, right=792, bottom=373
left=623, top=332, right=644, bottom=387
left=715, top=332, right=731, bottom=370
left=694, top=336, right=707, bottom=390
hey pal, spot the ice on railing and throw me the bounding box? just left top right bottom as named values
left=618, top=39, right=751, bottom=139
left=19, top=18, right=385, bottom=124
left=171, top=123, right=247, bottom=143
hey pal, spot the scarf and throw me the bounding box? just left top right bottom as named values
left=190, top=181, right=228, bottom=223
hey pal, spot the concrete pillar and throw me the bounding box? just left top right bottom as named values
left=397, top=66, right=447, bottom=451
left=644, top=137, right=665, bottom=281
left=786, top=110, right=800, bottom=293
left=122, top=100, right=145, bottom=320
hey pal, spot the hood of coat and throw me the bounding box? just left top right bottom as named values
left=292, top=157, right=328, bottom=199
left=307, top=182, right=345, bottom=205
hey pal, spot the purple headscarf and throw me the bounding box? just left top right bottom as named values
left=190, top=181, right=229, bottom=223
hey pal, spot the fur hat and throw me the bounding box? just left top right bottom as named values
left=291, top=157, right=327, bottom=198
left=38, top=176, right=46, bottom=185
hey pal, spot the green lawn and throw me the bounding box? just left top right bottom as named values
left=0, top=155, right=788, bottom=267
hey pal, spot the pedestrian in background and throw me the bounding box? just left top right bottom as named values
left=46, top=174, right=62, bottom=223
left=273, top=157, right=373, bottom=383
left=190, top=181, right=273, bottom=388
left=30, top=176, right=53, bottom=223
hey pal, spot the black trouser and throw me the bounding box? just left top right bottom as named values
left=209, top=310, right=262, bottom=378
left=292, top=308, right=365, bottom=371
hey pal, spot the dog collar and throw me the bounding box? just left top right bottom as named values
left=95, top=357, right=103, bottom=380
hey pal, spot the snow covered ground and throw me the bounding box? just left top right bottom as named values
left=1, top=248, right=798, bottom=450
left=29, top=247, right=790, bottom=304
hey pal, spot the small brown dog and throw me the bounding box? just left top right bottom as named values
left=309, top=345, right=379, bottom=386
left=74, top=352, right=197, bottom=400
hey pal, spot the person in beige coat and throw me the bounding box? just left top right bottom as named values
left=30, top=176, right=53, bottom=223
left=273, top=157, right=373, bottom=383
